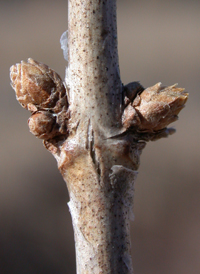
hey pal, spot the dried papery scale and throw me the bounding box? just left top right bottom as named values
left=10, top=0, right=189, bottom=273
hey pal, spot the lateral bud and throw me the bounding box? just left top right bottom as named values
left=10, top=58, right=69, bottom=140
left=122, top=82, right=188, bottom=134
left=10, top=58, right=68, bottom=112
left=28, top=111, right=56, bottom=140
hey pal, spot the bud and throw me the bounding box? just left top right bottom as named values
left=10, top=58, right=68, bottom=112
left=10, top=59, right=69, bottom=141
left=122, top=82, right=188, bottom=132
left=28, top=111, right=57, bottom=140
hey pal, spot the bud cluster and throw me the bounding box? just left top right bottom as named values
left=10, top=59, right=69, bottom=140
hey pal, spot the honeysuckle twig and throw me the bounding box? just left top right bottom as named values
left=10, top=1, right=188, bottom=273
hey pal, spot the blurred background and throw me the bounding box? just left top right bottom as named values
left=0, top=0, right=199, bottom=273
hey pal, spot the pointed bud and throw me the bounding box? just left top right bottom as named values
left=122, top=83, right=188, bottom=132
left=10, top=58, right=68, bottom=112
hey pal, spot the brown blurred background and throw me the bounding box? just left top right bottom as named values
left=0, top=0, right=199, bottom=273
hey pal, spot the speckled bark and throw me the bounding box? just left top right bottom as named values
left=66, top=0, right=122, bottom=137
left=65, top=1, right=135, bottom=272
left=10, top=0, right=188, bottom=273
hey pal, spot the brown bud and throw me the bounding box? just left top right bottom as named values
left=28, top=112, right=57, bottom=140
left=10, top=58, right=68, bottom=112
left=122, top=82, right=188, bottom=132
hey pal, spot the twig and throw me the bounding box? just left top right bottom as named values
left=10, top=1, right=188, bottom=273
